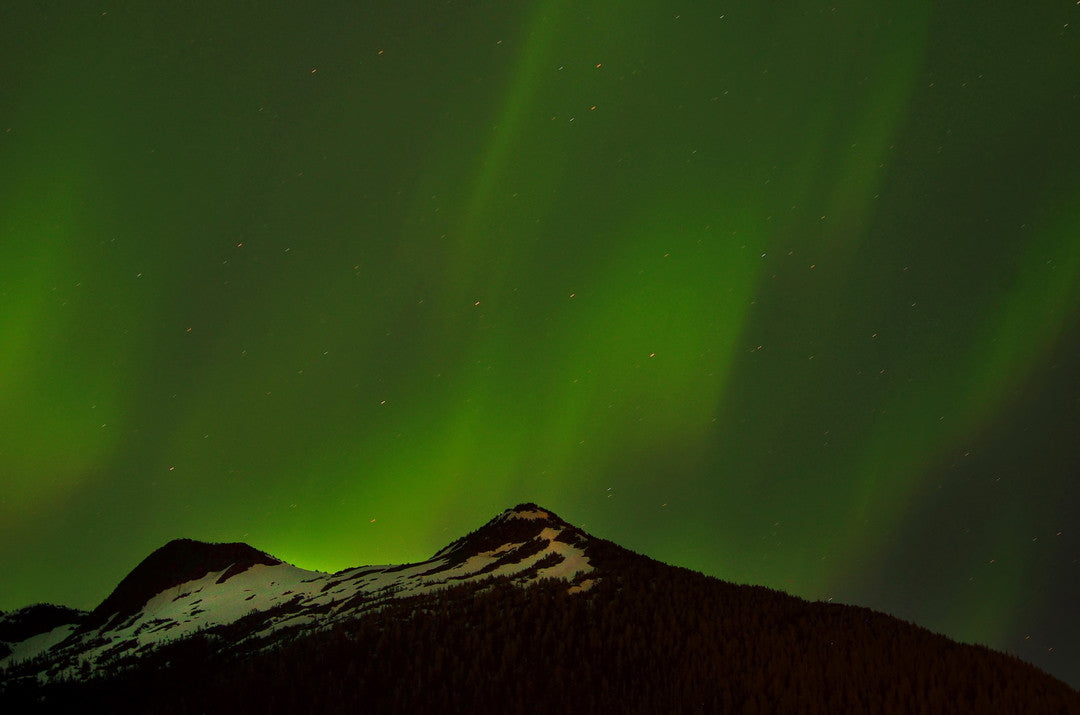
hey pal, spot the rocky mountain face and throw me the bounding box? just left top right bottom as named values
left=2, top=504, right=1077, bottom=714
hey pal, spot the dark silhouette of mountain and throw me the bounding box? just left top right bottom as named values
left=2, top=504, right=1077, bottom=714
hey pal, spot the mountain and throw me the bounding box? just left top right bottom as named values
left=82, top=539, right=283, bottom=632
left=1, top=504, right=595, bottom=684
left=0, top=605, right=86, bottom=665
left=2, top=504, right=1077, bottom=714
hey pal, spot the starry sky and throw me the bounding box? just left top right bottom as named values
left=1, top=0, right=1078, bottom=688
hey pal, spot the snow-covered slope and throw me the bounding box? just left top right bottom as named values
left=1, top=504, right=595, bottom=680
left=0, top=604, right=85, bottom=668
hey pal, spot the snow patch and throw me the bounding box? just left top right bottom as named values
left=535, top=541, right=591, bottom=581
left=0, top=623, right=77, bottom=667
left=567, top=579, right=596, bottom=594
left=504, top=508, right=550, bottom=521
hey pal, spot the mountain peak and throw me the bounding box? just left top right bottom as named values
left=496, top=503, right=565, bottom=523
left=84, top=538, right=281, bottom=630
left=431, top=503, right=582, bottom=563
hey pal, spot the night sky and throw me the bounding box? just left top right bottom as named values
left=2, top=2, right=1078, bottom=687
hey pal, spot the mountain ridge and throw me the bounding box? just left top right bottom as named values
left=2, top=503, right=1077, bottom=713
left=1, top=503, right=596, bottom=682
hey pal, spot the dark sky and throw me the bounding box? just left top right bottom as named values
left=1, top=1, right=1077, bottom=688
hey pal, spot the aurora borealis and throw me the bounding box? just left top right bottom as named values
left=1, top=0, right=1077, bottom=688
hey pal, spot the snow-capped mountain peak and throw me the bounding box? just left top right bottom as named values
left=83, top=539, right=283, bottom=632
left=4, top=504, right=1078, bottom=714
left=1, top=504, right=595, bottom=681
left=430, top=502, right=580, bottom=561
